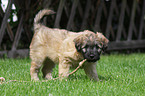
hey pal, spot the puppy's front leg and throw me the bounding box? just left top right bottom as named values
left=59, top=59, right=70, bottom=79
left=84, top=63, right=99, bottom=81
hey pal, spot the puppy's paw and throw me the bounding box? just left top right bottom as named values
left=44, top=75, right=53, bottom=80
left=31, top=78, right=39, bottom=81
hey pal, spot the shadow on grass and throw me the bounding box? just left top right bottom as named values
left=67, top=74, right=114, bottom=82
left=98, top=75, right=114, bottom=81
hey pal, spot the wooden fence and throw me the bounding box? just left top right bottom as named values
left=0, top=0, right=145, bottom=58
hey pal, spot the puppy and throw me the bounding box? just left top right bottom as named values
left=30, top=9, right=109, bottom=81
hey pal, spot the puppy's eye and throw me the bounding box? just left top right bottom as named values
left=97, top=44, right=101, bottom=48
left=82, top=48, right=86, bottom=53
left=98, top=48, right=102, bottom=53
left=95, top=46, right=99, bottom=49
left=95, top=45, right=100, bottom=49
left=85, top=45, right=89, bottom=48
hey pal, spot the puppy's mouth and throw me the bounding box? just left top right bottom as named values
left=87, top=59, right=98, bottom=62
left=84, top=54, right=100, bottom=62
left=86, top=58, right=100, bottom=62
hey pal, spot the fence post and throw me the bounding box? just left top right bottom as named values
left=0, top=0, right=13, bottom=45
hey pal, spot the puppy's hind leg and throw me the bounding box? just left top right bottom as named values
left=42, top=58, right=55, bottom=80
left=30, top=61, right=42, bottom=81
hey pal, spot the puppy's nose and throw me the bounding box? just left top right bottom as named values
left=90, top=54, right=94, bottom=59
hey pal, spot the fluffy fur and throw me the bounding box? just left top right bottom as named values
left=30, top=9, right=109, bottom=81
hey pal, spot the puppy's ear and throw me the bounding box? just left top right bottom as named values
left=75, top=43, right=81, bottom=52
left=73, top=36, right=84, bottom=52
left=102, top=44, right=108, bottom=52
left=102, top=38, right=109, bottom=52
left=96, top=32, right=109, bottom=52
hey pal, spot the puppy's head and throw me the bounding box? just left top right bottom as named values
left=73, top=30, right=109, bottom=62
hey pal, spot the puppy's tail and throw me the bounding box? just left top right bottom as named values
left=34, top=9, right=55, bottom=30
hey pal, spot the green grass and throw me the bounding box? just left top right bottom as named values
left=0, top=53, right=145, bottom=96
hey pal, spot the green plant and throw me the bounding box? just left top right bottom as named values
left=0, top=53, right=144, bottom=95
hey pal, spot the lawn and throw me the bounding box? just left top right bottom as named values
left=0, top=53, right=145, bottom=96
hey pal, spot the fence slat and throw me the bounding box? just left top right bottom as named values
left=133, top=23, right=137, bottom=38
left=102, top=1, right=107, bottom=18
left=6, top=23, right=14, bottom=41
left=122, top=28, right=127, bottom=40
left=127, top=0, right=137, bottom=41
left=0, top=6, right=3, bottom=16
left=81, top=0, right=91, bottom=30
left=11, top=13, right=24, bottom=51
left=54, top=0, right=66, bottom=28
left=138, top=0, right=145, bottom=40
left=94, top=1, right=103, bottom=31
left=0, top=0, right=13, bottom=45
left=78, top=1, right=83, bottom=18
left=105, top=0, right=115, bottom=38
left=64, top=1, right=77, bottom=31
left=24, top=25, right=32, bottom=41
left=0, top=6, right=14, bottom=41
left=66, top=0, right=79, bottom=30
left=116, top=0, right=126, bottom=41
